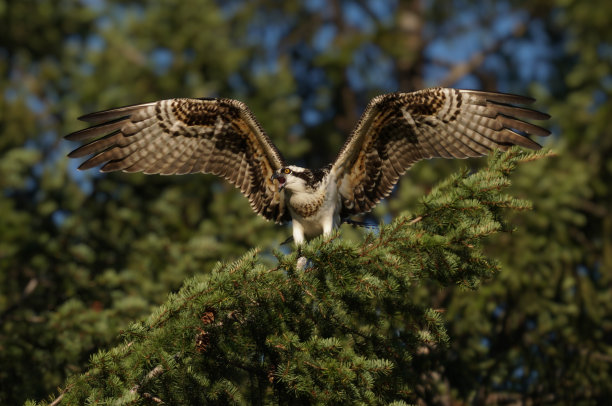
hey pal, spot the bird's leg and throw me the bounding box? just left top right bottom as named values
left=322, top=214, right=336, bottom=237
left=292, top=221, right=305, bottom=246
left=292, top=222, right=308, bottom=270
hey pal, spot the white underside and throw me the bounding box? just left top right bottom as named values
left=287, top=177, right=341, bottom=245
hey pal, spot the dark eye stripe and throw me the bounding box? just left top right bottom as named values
left=291, top=171, right=311, bottom=182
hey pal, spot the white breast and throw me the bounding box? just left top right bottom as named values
left=287, top=175, right=341, bottom=244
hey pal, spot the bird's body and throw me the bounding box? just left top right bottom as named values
left=278, top=166, right=340, bottom=244
left=66, top=88, right=550, bottom=245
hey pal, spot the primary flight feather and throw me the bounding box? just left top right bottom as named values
left=66, top=88, right=549, bottom=244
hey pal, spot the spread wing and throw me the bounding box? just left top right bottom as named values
left=331, top=88, right=550, bottom=215
left=65, top=98, right=291, bottom=223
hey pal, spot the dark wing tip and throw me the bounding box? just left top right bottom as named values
left=488, top=101, right=551, bottom=121
left=77, top=159, right=99, bottom=171
left=526, top=110, right=551, bottom=121
left=462, top=89, right=536, bottom=105
left=464, top=89, right=551, bottom=146
left=64, top=129, right=88, bottom=141
left=77, top=111, right=98, bottom=122
left=536, top=126, right=552, bottom=136
left=64, top=119, right=127, bottom=141
left=77, top=109, right=122, bottom=123
left=67, top=148, right=86, bottom=159
left=76, top=102, right=155, bottom=124
left=498, top=115, right=551, bottom=138
left=513, top=135, right=543, bottom=150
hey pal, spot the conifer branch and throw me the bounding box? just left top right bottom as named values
left=35, top=148, right=551, bottom=405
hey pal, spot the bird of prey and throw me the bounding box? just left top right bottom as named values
left=66, top=88, right=549, bottom=245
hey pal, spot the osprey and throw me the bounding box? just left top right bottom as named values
left=66, top=88, right=549, bottom=245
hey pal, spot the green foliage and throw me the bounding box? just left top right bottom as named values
left=2, top=0, right=611, bottom=404
left=27, top=149, right=546, bottom=405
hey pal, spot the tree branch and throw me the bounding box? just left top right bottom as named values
left=438, top=22, right=527, bottom=88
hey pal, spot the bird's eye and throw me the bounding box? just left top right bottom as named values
left=283, top=168, right=291, bottom=174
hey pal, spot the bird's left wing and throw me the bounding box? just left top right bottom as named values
left=66, top=98, right=291, bottom=223
left=331, top=88, right=550, bottom=215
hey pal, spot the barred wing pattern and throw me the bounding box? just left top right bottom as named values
left=65, top=98, right=291, bottom=223
left=332, top=88, right=550, bottom=215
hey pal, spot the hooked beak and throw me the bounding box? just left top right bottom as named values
left=270, top=172, right=286, bottom=191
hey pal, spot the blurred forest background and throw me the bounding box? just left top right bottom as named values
left=1, top=0, right=611, bottom=404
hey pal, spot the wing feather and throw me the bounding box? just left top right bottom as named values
left=332, top=88, right=550, bottom=215
left=65, top=119, right=130, bottom=141
left=68, top=131, right=123, bottom=158
left=66, top=98, right=290, bottom=223
left=77, top=103, right=156, bottom=124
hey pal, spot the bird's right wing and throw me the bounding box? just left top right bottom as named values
left=66, top=98, right=291, bottom=223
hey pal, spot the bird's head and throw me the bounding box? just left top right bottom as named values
left=271, top=166, right=311, bottom=193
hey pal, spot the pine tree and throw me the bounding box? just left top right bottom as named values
left=26, top=149, right=553, bottom=405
